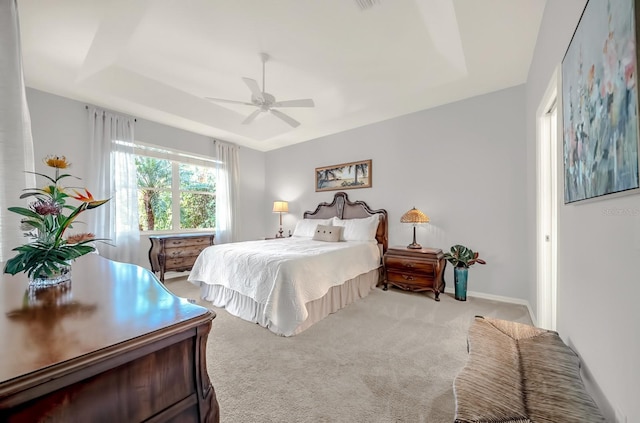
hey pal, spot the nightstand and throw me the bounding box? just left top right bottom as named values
left=383, top=246, right=446, bottom=301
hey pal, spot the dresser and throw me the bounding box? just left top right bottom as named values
left=149, top=233, right=215, bottom=282
left=383, top=246, right=446, bottom=301
left=0, top=254, right=219, bottom=422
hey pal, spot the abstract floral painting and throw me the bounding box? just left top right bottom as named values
left=562, top=0, right=640, bottom=203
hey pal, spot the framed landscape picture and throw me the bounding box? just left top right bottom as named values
left=562, top=0, right=640, bottom=203
left=315, top=159, right=372, bottom=192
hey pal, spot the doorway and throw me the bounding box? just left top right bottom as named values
left=536, top=67, right=559, bottom=331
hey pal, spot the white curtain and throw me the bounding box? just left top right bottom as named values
left=0, top=0, right=35, bottom=263
left=87, top=107, right=140, bottom=263
left=214, top=140, right=240, bottom=244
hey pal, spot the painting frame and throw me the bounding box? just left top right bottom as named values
left=315, top=159, right=372, bottom=192
left=561, top=0, right=640, bottom=204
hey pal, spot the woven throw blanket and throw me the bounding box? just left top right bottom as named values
left=453, top=316, right=605, bottom=423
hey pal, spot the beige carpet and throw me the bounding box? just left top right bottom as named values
left=165, top=276, right=532, bottom=423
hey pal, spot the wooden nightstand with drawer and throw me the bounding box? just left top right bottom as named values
left=383, top=246, right=446, bottom=301
left=148, top=233, right=215, bottom=282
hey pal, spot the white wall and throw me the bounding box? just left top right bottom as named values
left=26, top=88, right=267, bottom=269
left=526, top=1, right=640, bottom=420
left=265, top=85, right=528, bottom=300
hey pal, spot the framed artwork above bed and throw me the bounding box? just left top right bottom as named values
left=315, top=159, right=372, bottom=192
left=561, top=0, right=640, bottom=203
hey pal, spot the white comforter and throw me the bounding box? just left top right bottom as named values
left=188, top=237, right=381, bottom=335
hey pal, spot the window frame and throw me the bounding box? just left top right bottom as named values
left=130, top=141, right=218, bottom=235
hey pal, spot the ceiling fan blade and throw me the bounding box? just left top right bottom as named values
left=242, top=77, right=263, bottom=101
left=205, top=97, right=254, bottom=106
left=272, top=99, right=315, bottom=108
left=241, top=109, right=261, bottom=125
left=271, top=109, right=300, bottom=128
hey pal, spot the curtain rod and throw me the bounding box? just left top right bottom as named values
left=85, top=105, right=137, bottom=122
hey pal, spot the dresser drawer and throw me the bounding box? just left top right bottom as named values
left=386, top=270, right=434, bottom=286
left=165, top=256, right=198, bottom=271
left=385, top=256, right=435, bottom=276
left=164, top=245, right=209, bottom=258
left=164, top=236, right=212, bottom=248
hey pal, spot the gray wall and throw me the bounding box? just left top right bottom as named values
left=525, top=1, right=639, bottom=420
left=265, top=85, right=529, bottom=301
left=26, top=88, right=267, bottom=269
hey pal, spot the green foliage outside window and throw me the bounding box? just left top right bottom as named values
left=135, top=155, right=215, bottom=232
left=179, top=163, right=216, bottom=229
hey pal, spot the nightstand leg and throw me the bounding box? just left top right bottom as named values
left=434, top=291, right=440, bottom=301
left=383, top=281, right=388, bottom=291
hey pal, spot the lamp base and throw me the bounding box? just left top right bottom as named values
left=276, top=227, right=285, bottom=238
left=407, top=242, right=422, bottom=250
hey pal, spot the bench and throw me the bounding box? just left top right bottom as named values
left=453, top=316, right=605, bottom=422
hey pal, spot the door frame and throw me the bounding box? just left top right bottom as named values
left=536, top=65, right=560, bottom=331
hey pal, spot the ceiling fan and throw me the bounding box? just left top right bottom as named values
left=205, top=53, right=315, bottom=128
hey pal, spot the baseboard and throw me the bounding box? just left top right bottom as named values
left=444, top=287, right=537, bottom=326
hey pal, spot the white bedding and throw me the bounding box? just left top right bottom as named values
left=188, top=237, right=381, bottom=336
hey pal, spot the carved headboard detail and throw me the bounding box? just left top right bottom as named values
left=303, top=191, right=388, bottom=252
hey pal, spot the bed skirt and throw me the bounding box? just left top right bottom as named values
left=200, top=268, right=380, bottom=336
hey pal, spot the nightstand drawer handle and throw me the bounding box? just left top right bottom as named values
left=402, top=275, right=414, bottom=281
left=403, top=263, right=414, bottom=268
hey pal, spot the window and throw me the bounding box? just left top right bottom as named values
left=132, top=142, right=216, bottom=232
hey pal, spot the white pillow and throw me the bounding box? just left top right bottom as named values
left=332, top=215, right=380, bottom=241
left=292, top=218, right=333, bottom=238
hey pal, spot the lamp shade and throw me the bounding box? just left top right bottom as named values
left=272, top=201, right=289, bottom=213
left=400, top=207, right=429, bottom=224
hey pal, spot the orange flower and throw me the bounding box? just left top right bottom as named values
left=44, top=155, right=71, bottom=169
left=66, top=232, right=96, bottom=244
left=71, top=188, right=109, bottom=209
left=42, top=185, right=63, bottom=195
left=71, top=188, right=94, bottom=202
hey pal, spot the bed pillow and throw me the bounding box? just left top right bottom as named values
left=312, top=225, right=342, bottom=242
left=332, top=215, right=380, bottom=241
left=292, top=218, right=333, bottom=238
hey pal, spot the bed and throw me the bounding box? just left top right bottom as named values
left=188, top=192, right=388, bottom=336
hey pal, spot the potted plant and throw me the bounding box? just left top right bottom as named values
left=443, top=244, right=486, bottom=301
left=3, top=155, right=109, bottom=286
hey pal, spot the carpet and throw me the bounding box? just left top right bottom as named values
left=165, top=277, right=531, bottom=423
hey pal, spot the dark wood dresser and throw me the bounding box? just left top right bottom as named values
left=383, top=246, right=446, bottom=301
left=0, top=254, right=219, bottom=422
left=149, top=233, right=215, bottom=282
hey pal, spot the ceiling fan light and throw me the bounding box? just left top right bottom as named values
left=206, top=53, right=314, bottom=127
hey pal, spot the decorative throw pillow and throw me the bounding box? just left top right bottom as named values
left=332, top=215, right=379, bottom=241
left=292, top=218, right=333, bottom=238
left=312, top=225, right=342, bottom=242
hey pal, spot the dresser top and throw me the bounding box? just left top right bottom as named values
left=149, top=232, right=215, bottom=240
left=386, top=246, right=444, bottom=258
left=0, top=254, right=212, bottom=386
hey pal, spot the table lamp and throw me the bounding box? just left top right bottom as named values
left=400, top=207, right=429, bottom=249
left=272, top=201, right=289, bottom=238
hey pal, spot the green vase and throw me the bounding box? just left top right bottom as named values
left=454, top=267, right=468, bottom=301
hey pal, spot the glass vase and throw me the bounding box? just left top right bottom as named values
left=28, top=262, right=72, bottom=288
left=454, top=267, right=468, bottom=301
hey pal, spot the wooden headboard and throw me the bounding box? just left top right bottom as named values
left=303, top=191, right=388, bottom=252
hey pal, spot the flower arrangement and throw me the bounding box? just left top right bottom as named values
left=3, top=155, right=109, bottom=280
